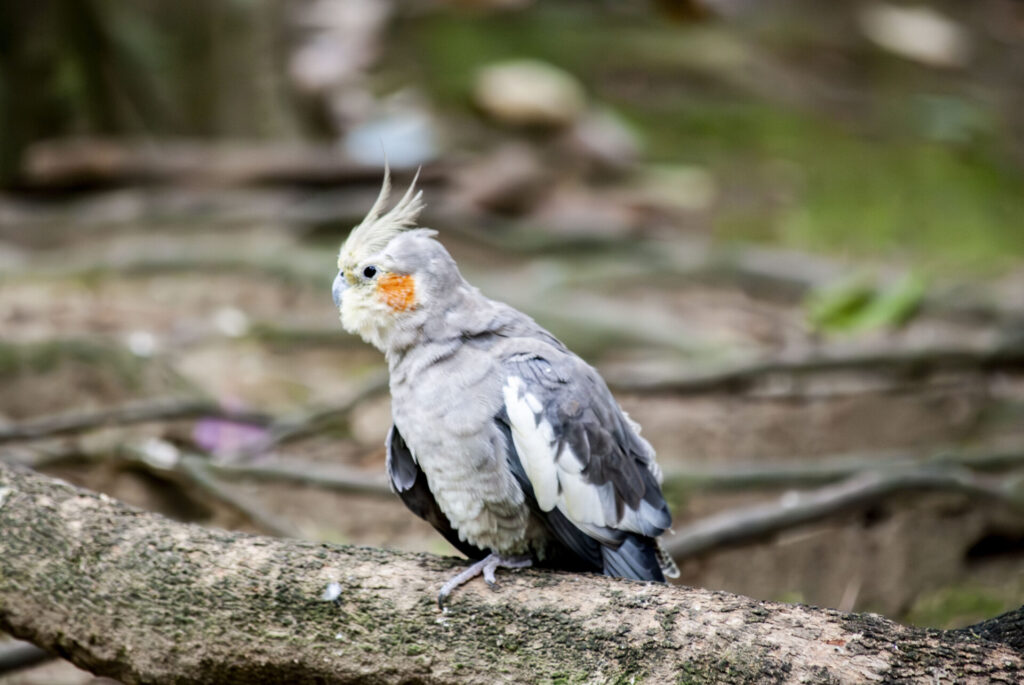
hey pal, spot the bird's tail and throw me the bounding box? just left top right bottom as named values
left=655, top=538, right=680, bottom=579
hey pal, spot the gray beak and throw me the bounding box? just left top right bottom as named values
left=332, top=272, right=347, bottom=307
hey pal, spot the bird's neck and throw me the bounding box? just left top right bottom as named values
left=383, top=285, right=497, bottom=376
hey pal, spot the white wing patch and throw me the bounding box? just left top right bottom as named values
left=503, top=376, right=651, bottom=536
left=552, top=445, right=607, bottom=526
left=504, top=376, right=559, bottom=511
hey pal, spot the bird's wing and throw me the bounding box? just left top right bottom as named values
left=386, top=424, right=488, bottom=560
left=499, top=353, right=672, bottom=580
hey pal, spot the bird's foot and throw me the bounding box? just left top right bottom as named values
left=437, top=553, right=532, bottom=608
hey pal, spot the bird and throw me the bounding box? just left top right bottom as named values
left=332, top=169, right=678, bottom=606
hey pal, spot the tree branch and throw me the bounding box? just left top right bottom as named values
left=235, top=372, right=389, bottom=457
left=175, top=454, right=302, bottom=539
left=201, top=458, right=392, bottom=498
left=20, top=139, right=440, bottom=189
left=0, top=398, right=274, bottom=445
left=0, top=462, right=1021, bottom=684
left=662, top=448, right=1024, bottom=491
left=664, top=468, right=1024, bottom=559
left=0, top=376, right=389, bottom=451
left=609, top=342, right=1024, bottom=394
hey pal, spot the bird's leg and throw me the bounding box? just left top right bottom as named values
left=481, top=554, right=532, bottom=586
left=437, top=553, right=532, bottom=608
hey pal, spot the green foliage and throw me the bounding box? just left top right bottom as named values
left=805, top=273, right=876, bottom=333
left=806, top=271, right=926, bottom=334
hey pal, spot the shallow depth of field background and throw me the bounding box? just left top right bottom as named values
left=2, top=1, right=1024, bottom=680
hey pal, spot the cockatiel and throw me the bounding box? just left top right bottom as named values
left=333, top=170, right=678, bottom=606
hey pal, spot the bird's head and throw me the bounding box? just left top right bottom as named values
left=334, top=169, right=462, bottom=352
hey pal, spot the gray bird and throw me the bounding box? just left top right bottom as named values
left=333, top=170, right=678, bottom=606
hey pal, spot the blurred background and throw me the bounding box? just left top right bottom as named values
left=2, top=0, right=1024, bottom=680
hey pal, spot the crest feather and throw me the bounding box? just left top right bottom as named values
left=340, top=165, right=425, bottom=268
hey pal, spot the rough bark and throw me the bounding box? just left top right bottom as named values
left=0, top=462, right=1021, bottom=685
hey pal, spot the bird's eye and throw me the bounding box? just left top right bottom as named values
left=362, top=265, right=378, bottom=279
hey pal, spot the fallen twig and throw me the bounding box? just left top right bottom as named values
left=0, top=398, right=274, bottom=446
left=235, top=371, right=390, bottom=457
left=151, top=447, right=1024, bottom=506
left=664, top=467, right=1024, bottom=559
left=20, top=139, right=441, bottom=190
left=0, top=440, right=314, bottom=539
left=663, top=448, right=1024, bottom=491
left=0, top=443, right=99, bottom=470
left=610, top=342, right=1024, bottom=394
left=202, top=458, right=391, bottom=497
left=174, top=453, right=302, bottom=539
left=0, top=372, right=388, bottom=454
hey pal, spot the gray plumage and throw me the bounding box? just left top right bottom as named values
left=334, top=172, right=676, bottom=597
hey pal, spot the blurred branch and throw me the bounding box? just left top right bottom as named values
left=237, top=372, right=389, bottom=457
left=0, top=438, right=391, bottom=502
left=0, top=370, right=387, bottom=455
left=174, top=453, right=302, bottom=539
left=245, top=323, right=368, bottom=349
left=0, top=439, right=308, bottom=539
left=140, top=446, right=1024, bottom=503
left=610, top=341, right=1024, bottom=394
left=4, top=250, right=331, bottom=289
left=0, top=640, right=52, bottom=676
left=0, top=443, right=101, bottom=471
left=664, top=448, right=1024, bottom=491
left=20, top=139, right=443, bottom=190
left=664, top=467, right=1024, bottom=559
left=452, top=223, right=1024, bottom=327
left=0, top=398, right=274, bottom=445
left=202, top=458, right=391, bottom=497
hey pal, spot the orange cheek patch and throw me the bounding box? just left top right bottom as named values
left=376, top=273, right=417, bottom=312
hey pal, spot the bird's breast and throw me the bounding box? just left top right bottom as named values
left=390, top=350, right=534, bottom=554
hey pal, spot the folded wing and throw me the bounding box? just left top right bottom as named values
left=499, top=353, right=673, bottom=581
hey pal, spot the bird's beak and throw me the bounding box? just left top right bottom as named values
left=332, top=272, right=347, bottom=308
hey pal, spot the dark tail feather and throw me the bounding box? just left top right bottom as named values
left=601, top=534, right=666, bottom=582
left=656, top=538, right=680, bottom=579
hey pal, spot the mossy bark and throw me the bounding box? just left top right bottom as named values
left=0, top=462, right=1021, bottom=684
